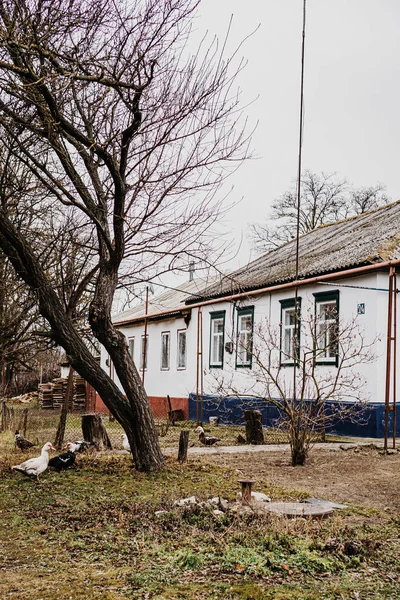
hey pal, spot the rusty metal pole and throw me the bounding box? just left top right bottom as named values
left=393, top=271, right=397, bottom=449
left=199, top=309, right=204, bottom=424
left=195, top=307, right=201, bottom=423
left=384, top=268, right=394, bottom=451
left=142, top=286, right=149, bottom=385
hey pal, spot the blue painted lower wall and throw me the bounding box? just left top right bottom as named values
left=188, top=393, right=400, bottom=439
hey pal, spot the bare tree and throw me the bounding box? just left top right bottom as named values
left=211, top=308, right=376, bottom=466
left=0, top=0, right=250, bottom=471
left=251, top=171, right=389, bottom=252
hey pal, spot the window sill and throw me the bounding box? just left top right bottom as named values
left=315, top=360, right=338, bottom=366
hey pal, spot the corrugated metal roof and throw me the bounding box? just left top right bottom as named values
left=188, top=200, right=400, bottom=302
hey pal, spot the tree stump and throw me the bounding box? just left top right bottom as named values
left=177, top=430, right=190, bottom=463
left=244, top=410, right=265, bottom=445
left=82, top=413, right=112, bottom=450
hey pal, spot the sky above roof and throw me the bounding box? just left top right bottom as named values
left=192, top=0, right=400, bottom=271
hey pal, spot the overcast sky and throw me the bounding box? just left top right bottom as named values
left=192, top=0, right=400, bottom=269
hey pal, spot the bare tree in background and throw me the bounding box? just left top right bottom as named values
left=0, top=0, right=250, bottom=471
left=251, top=171, right=389, bottom=253
left=0, top=251, right=59, bottom=395
left=212, top=310, right=376, bottom=466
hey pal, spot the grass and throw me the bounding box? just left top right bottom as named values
left=1, top=437, right=399, bottom=600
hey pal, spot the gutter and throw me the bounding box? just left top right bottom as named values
left=114, top=259, right=400, bottom=328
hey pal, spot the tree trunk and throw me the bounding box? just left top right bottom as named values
left=0, top=211, right=164, bottom=472
left=177, top=430, right=189, bottom=463
left=290, top=433, right=308, bottom=466
left=88, top=268, right=165, bottom=471
left=82, top=413, right=112, bottom=450
left=244, top=410, right=265, bottom=445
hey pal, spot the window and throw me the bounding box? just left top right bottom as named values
left=209, top=311, right=225, bottom=368
left=313, top=291, right=339, bottom=365
left=177, top=329, right=186, bottom=369
left=128, top=337, right=135, bottom=360
left=140, top=334, right=148, bottom=370
left=280, top=298, right=301, bottom=364
left=236, top=306, right=254, bottom=368
left=161, top=332, right=170, bottom=370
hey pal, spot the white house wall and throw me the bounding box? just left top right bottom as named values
left=201, top=274, right=386, bottom=404
left=102, top=271, right=396, bottom=405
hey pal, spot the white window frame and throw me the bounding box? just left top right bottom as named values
left=280, top=298, right=301, bottom=365
left=209, top=311, right=225, bottom=368
left=314, top=292, right=339, bottom=365
left=236, top=307, right=254, bottom=368
left=177, top=329, right=187, bottom=370
left=161, top=331, right=171, bottom=370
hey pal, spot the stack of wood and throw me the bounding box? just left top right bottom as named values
left=38, top=375, right=87, bottom=411
left=74, top=377, right=86, bottom=409
left=52, top=378, right=67, bottom=409
left=38, top=383, right=54, bottom=409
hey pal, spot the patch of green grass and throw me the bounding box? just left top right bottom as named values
left=1, top=439, right=399, bottom=600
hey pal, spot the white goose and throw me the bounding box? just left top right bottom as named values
left=11, top=442, right=55, bottom=480
left=121, top=434, right=131, bottom=452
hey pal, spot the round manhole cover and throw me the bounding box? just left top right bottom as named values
left=264, top=502, right=333, bottom=518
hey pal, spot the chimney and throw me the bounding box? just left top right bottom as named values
left=189, top=261, right=195, bottom=282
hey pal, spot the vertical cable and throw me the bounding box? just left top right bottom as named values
left=293, top=0, right=307, bottom=407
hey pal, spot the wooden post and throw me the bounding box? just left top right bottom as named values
left=21, top=408, right=29, bottom=438
left=1, top=400, right=11, bottom=432
left=177, top=430, right=190, bottom=463
left=244, top=410, right=265, bottom=445
left=82, top=413, right=112, bottom=450
left=238, top=479, right=256, bottom=505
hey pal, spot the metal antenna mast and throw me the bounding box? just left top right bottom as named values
left=293, top=0, right=307, bottom=413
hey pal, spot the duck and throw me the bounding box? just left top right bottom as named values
left=72, top=440, right=94, bottom=453
left=195, top=426, right=221, bottom=446
left=121, top=434, right=131, bottom=452
left=11, top=442, right=55, bottom=480
left=48, top=442, right=78, bottom=471
left=14, top=430, right=35, bottom=452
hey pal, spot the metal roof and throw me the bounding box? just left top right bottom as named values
left=112, top=276, right=220, bottom=325
left=187, top=200, right=400, bottom=302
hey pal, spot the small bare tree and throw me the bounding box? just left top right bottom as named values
left=251, top=171, right=389, bottom=253
left=211, top=307, right=376, bottom=466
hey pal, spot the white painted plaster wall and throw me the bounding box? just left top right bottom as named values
left=101, top=271, right=397, bottom=404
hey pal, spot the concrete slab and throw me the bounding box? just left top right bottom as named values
left=264, top=502, right=334, bottom=518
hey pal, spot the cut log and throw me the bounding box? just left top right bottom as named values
left=81, top=413, right=112, bottom=450
left=244, top=410, right=265, bottom=445
left=177, top=430, right=190, bottom=463
left=169, top=409, right=185, bottom=425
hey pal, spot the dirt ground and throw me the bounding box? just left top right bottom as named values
left=197, top=446, right=400, bottom=511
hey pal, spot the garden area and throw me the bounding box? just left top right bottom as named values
left=1, top=428, right=399, bottom=600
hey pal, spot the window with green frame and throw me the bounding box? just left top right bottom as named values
left=279, top=297, right=301, bottom=365
left=209, top=311, right=225, bottom=368
left=313, top=290, right=339, bottom=366
left=236, top=306, right=254, bottom=368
